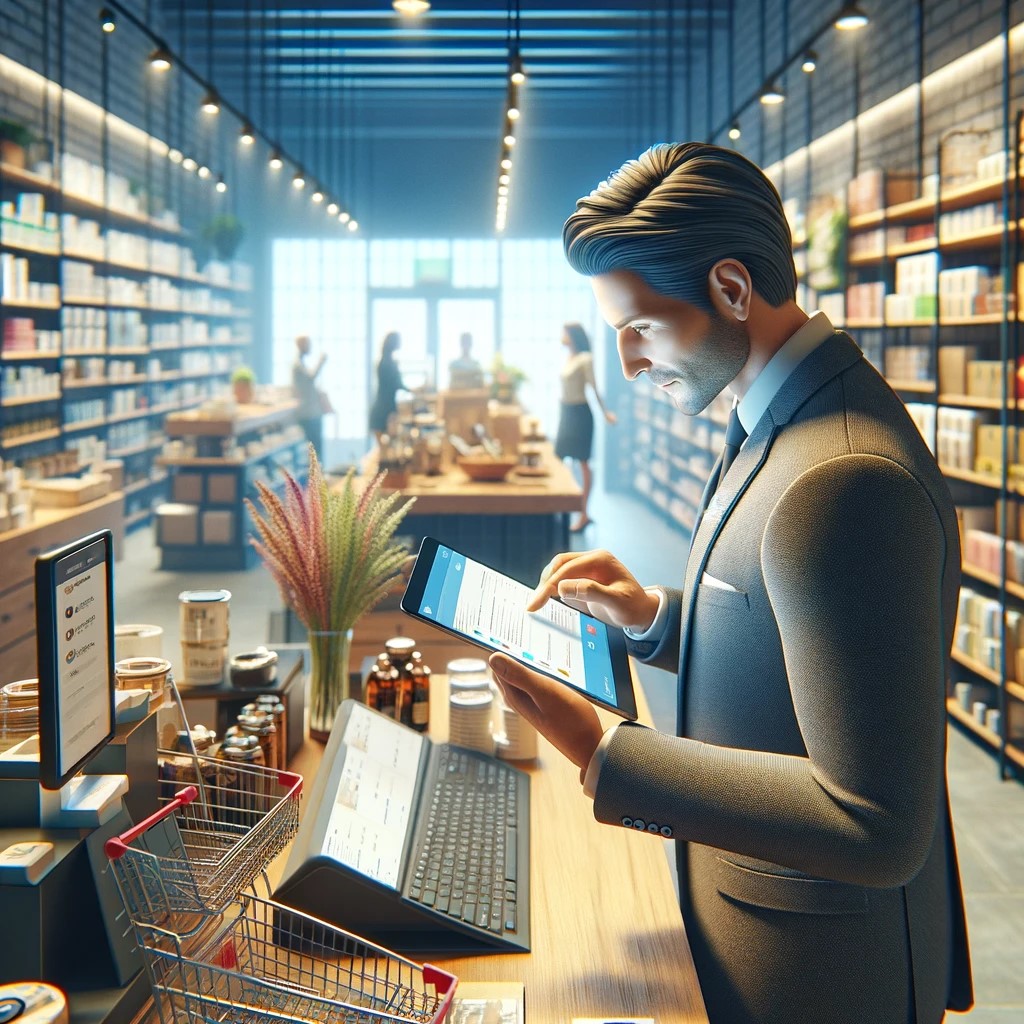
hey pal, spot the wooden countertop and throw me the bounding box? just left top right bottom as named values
left=164, top=400, right=298, bottom=438
left=282, top=675, right=708, bottom=1024
left=350, top=448, right=583, bottom=516
left=0, top=490, right=124, bottom=545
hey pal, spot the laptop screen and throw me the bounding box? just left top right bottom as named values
left=321, top=702, right=426, bottom=888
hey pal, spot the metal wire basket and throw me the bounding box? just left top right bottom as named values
left=138, top=893, right=457, bottom=1024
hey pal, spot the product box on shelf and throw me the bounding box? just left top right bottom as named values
left=938, top=346, right=980, bottom=394
left=846, top=169, right=917, bottom=217
left=156, top=502, right=199, bottom=546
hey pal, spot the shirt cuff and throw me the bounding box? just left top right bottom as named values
left=623, top=586, right=668, bottom=642
left=581, top=726, right=619, bottom=799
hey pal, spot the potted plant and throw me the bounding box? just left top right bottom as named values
left=201, top=213, right=245, bottom=262
left=231, top=365, right=256, bottom=405
left=247, top=449, right=415, bottom=740
left=489, top=354, right=527, bottom=403
left=0, top=120, right=34, bottom=170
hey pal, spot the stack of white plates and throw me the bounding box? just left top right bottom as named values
left=448, top=689, right=495, bottom=754
left=495, top=701, right=538, bottom=762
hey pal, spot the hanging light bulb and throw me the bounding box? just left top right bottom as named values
left=239, top=123, right=256, bottom=145
left=269, top=149, right=283, bottom=169
left=340, top=211, right=351, bottom=224
left=149, top=42, right=173, bottom=71
left=311, top=188, right=324, bottom=203
left=507, top=105, right=520, bottom=121
left=510, top=56, right=526, bottom=85
left=760, top=79, right=785, bottom=105
left=392, top=0, right=430, bottom=14
left=292, top=168, right=306, bottom=189
left=801, top=50, right=818, bottom=73
left=197, top=164, right=211, bottom=179
left=347, top=220, right=358, bottom=231
left=498, top=184, right=509, bottom=196
left=499, top=173, right=510, bottom=185
left=99, top=8, right=116, bottom=32
left=500, top=157, right=512, bottom=170
left=327, top=201, right=339, bottom=215
left=201, top=89, right=220, bottom=114
left=216, top=175, right=227, bottom=193
left=504, top=133, right=516, bottom=147
left=182, top=156, right=197, bottom=171
left=834, top=2, right=869, bottom=30
left=168, top=148, right=183, bottom=164
left=728, top=122, right=741, bottom=140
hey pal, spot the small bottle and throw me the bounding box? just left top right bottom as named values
left=364, top=658, right=383, bottom=711
left=410, top=651, right=431, bottom=733
left=385, top=638, right=417, bottom=727
left=375, top=654, right=399, bottom=718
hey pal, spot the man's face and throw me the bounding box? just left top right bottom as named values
left=591, top=269, right=749, bottom=416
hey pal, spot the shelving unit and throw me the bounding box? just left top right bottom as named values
left=155, top=401, right=308, bottom=570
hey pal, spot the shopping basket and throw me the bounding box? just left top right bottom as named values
left=107, top=761, right=301, bottom=929
left=105, top=794, right=457, bottom=1024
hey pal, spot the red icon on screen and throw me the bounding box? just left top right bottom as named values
left=586, top=624, right=597, bottom=635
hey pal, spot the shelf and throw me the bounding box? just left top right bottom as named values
left=108, top=437, right=162, bottom=458
left=63, top=416, right=107, bottom=433
left=107, top=408, right=155, bottom=425
left=124, top=473, right=167, bottom=495
left=106, top=347, right=150, bottom=356
left=1, top=392, right=60, bottom=406
left=1008, top=681, right=1024, bottom=703
left=0, top=298, right=60, bottom=310
left=960, top=561, right=1024, bottom=604
left=940, top=223, right=1015, bottom=251
left=1, top=349, right=61, bottom=360
left=849, top=177, right=1018, bottom=232
left=60, top=189, right=185, bottom=237
left=941, top=465, right=1003, bottom=489
left=951, top=647, right=1002, bottom=685
left=1, top=427, right=61, bottom=447
left=946, top=698, right=1000, bottom=748
left=0, top=237, right=60, bottom=258
left=0, top=164, right=60, bottom=192
left=1006, top=743, right=1024, bottom=770
left=64, top=375, right=148, bottom=389
left=938, top=393, right=1013, bottom=410
left=886, top=378, right=935, bottom=393
left=844, top=318, right=885, bottom=328
left=848, top=250, right=887, bottom=265
left=124, top=507, right=154, bottom=528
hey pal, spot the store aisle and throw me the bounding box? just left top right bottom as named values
left=115, top=474, right=1024, bottom=1018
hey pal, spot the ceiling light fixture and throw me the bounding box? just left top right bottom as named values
left=201, top=89, right=220, bottom=114
left=507, top=105, right=520, bottom=120
left=292, top=169, right=306, bottom=189
left=347, top=220, right=358, bottom=232
left=392, top=0, right=430, bottom=14
left=340, top=211, right=351, bottom=224
left=311, top=189, right=324, bottom=203
left=239, top=123, right=256, bottom=145
left=500, top=156, right=512, bottom=170
left=168, top=148, right=183, bottom=163
left=216, top=175, right=227, bottom=193
left=728, top=122, right=741, bottom=140
left=149, top=42, right=172, bottom=71
left=834, top=2, right=869, bottom=30
left=197, top=164, right=211, bottom=179
left=498, top=184, right=509, bottom=196
left=504, top=133, right=516, bottom=147
left=510, top=56, right=526, bottom=85
left=327, top=201, right=339, bottom=215
left=269, top=149, right=283, bottom=169
left=499, top=173, right=510, bottom=184
left=99, top=8, right=116, bottom=32
left=801, top=50, right=818, bottom=73
left=760, top=80, right=785, bottom=105
left=182, top=156, right=197, bottom=171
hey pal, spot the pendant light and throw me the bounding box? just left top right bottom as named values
left=834, top=2, right=869, bottom=30
left=149, top=41, right=172, bottom=71
left=393, top=0, right=430, bottom=14
left=99, top=8, right=116, bottom=33
left=760, top=79, right=785, bottom=105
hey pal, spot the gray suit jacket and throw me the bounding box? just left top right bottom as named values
left=598, top=333, right=972, bottom=1024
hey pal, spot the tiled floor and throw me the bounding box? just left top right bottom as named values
left=116, top=473, right=1024, bottom=1018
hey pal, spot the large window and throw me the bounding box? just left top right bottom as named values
left=272, top=238, right=611, bottom=452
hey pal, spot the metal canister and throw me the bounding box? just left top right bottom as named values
left=237, top=709, right=278, bottom=780
left=256, top=695, right=288, bottom=769
left=218, top=734, right=265, bottom=828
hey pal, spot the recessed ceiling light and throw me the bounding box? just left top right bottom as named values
left=393, top=0, right=430, bottom=14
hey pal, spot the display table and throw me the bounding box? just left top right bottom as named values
left=156, top=400, right=307, bottom=570
left=280, top=676, right=709, bottom=1024
left=0, top=491, right=124, bottom=685
left=350, top=447, right=582, bottom=582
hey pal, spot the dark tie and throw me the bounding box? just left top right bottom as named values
left=689, top=405, right=747, bottom=552
left=719, top=405, right=748, bottom=480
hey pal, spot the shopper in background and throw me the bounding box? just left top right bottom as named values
left=291, top=334, right=327, bottom=457
left=448, top=331, right=485, bottom=389
left=368, top=331, right=406, bottom=444
left=554, top=322, right=616, bottom=533
left=488, top=143, right=972, bottom=1024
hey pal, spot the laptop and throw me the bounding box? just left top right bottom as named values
left=274, top=699, right=530, bottom=954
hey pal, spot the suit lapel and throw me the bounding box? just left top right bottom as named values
left=674, top=331, right=865, bottom=739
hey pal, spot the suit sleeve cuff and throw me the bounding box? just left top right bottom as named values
left=623, top=586, right=668, bottom=642
left=581, top=726, right=619, bottom=799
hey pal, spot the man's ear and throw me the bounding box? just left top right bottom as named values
left=707, top=259, right=752, bottom=323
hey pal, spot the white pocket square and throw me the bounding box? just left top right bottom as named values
left=701, top=572, right=739, bottom=592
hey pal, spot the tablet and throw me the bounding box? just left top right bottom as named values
left=401, top=537, right=638, bottom=720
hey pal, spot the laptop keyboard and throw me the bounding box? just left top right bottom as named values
left=407, top=745, right=524, bottom=937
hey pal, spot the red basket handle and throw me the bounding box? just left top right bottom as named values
left=423, top=965, right=458, bottom=1021
left=104, top=785, right=199, bottom=860
left=275, top=769, right=303, bottom=797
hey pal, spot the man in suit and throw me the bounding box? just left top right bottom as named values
left=488, top=143, right=972, bottom=1024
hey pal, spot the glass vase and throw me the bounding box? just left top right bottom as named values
left=308, top=628, right=353, bottom=742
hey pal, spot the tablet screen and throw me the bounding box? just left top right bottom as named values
left=412, top=542, right=621, bottom=711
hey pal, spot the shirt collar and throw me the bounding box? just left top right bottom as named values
left=735, top=310, right=834, bottom=435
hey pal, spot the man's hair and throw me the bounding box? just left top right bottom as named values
left=563, top=322, right=591, bottom=353
left=563, top=142, right=796, bottom=310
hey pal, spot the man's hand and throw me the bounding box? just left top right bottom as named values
left=489, top=653, right=604, bottom=772
left=527, top=549, right=659, bottom=632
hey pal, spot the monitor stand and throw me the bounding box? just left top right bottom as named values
left=39, top=772, right=128, bottom=828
